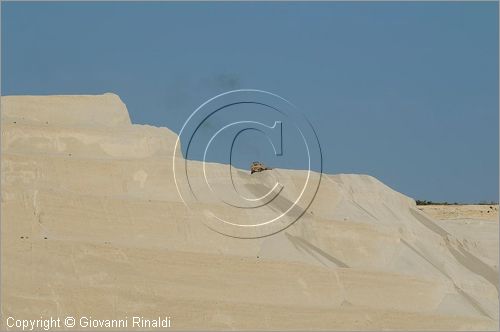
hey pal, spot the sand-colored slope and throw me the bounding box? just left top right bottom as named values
left=419, top=204, right=499, bottom=221
left=1, top=94, right=498, bottom=330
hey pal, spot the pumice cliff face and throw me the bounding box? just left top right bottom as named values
left=1, top=94, right=497, bottom=330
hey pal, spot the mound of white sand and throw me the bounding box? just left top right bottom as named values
left=1, top=93, right=497, bottom=330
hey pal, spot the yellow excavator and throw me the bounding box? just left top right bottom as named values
left=250, top=161, right=272, bottom=174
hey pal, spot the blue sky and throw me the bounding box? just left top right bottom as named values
left=2, top=2, right=498, bottom=203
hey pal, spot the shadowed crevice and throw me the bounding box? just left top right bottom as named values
left=410, top=209, right=499, bottom=292
left=285, top=233, right=349, bottom=268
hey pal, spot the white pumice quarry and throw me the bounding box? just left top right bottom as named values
left=1, top=94, right=498, bottom=330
